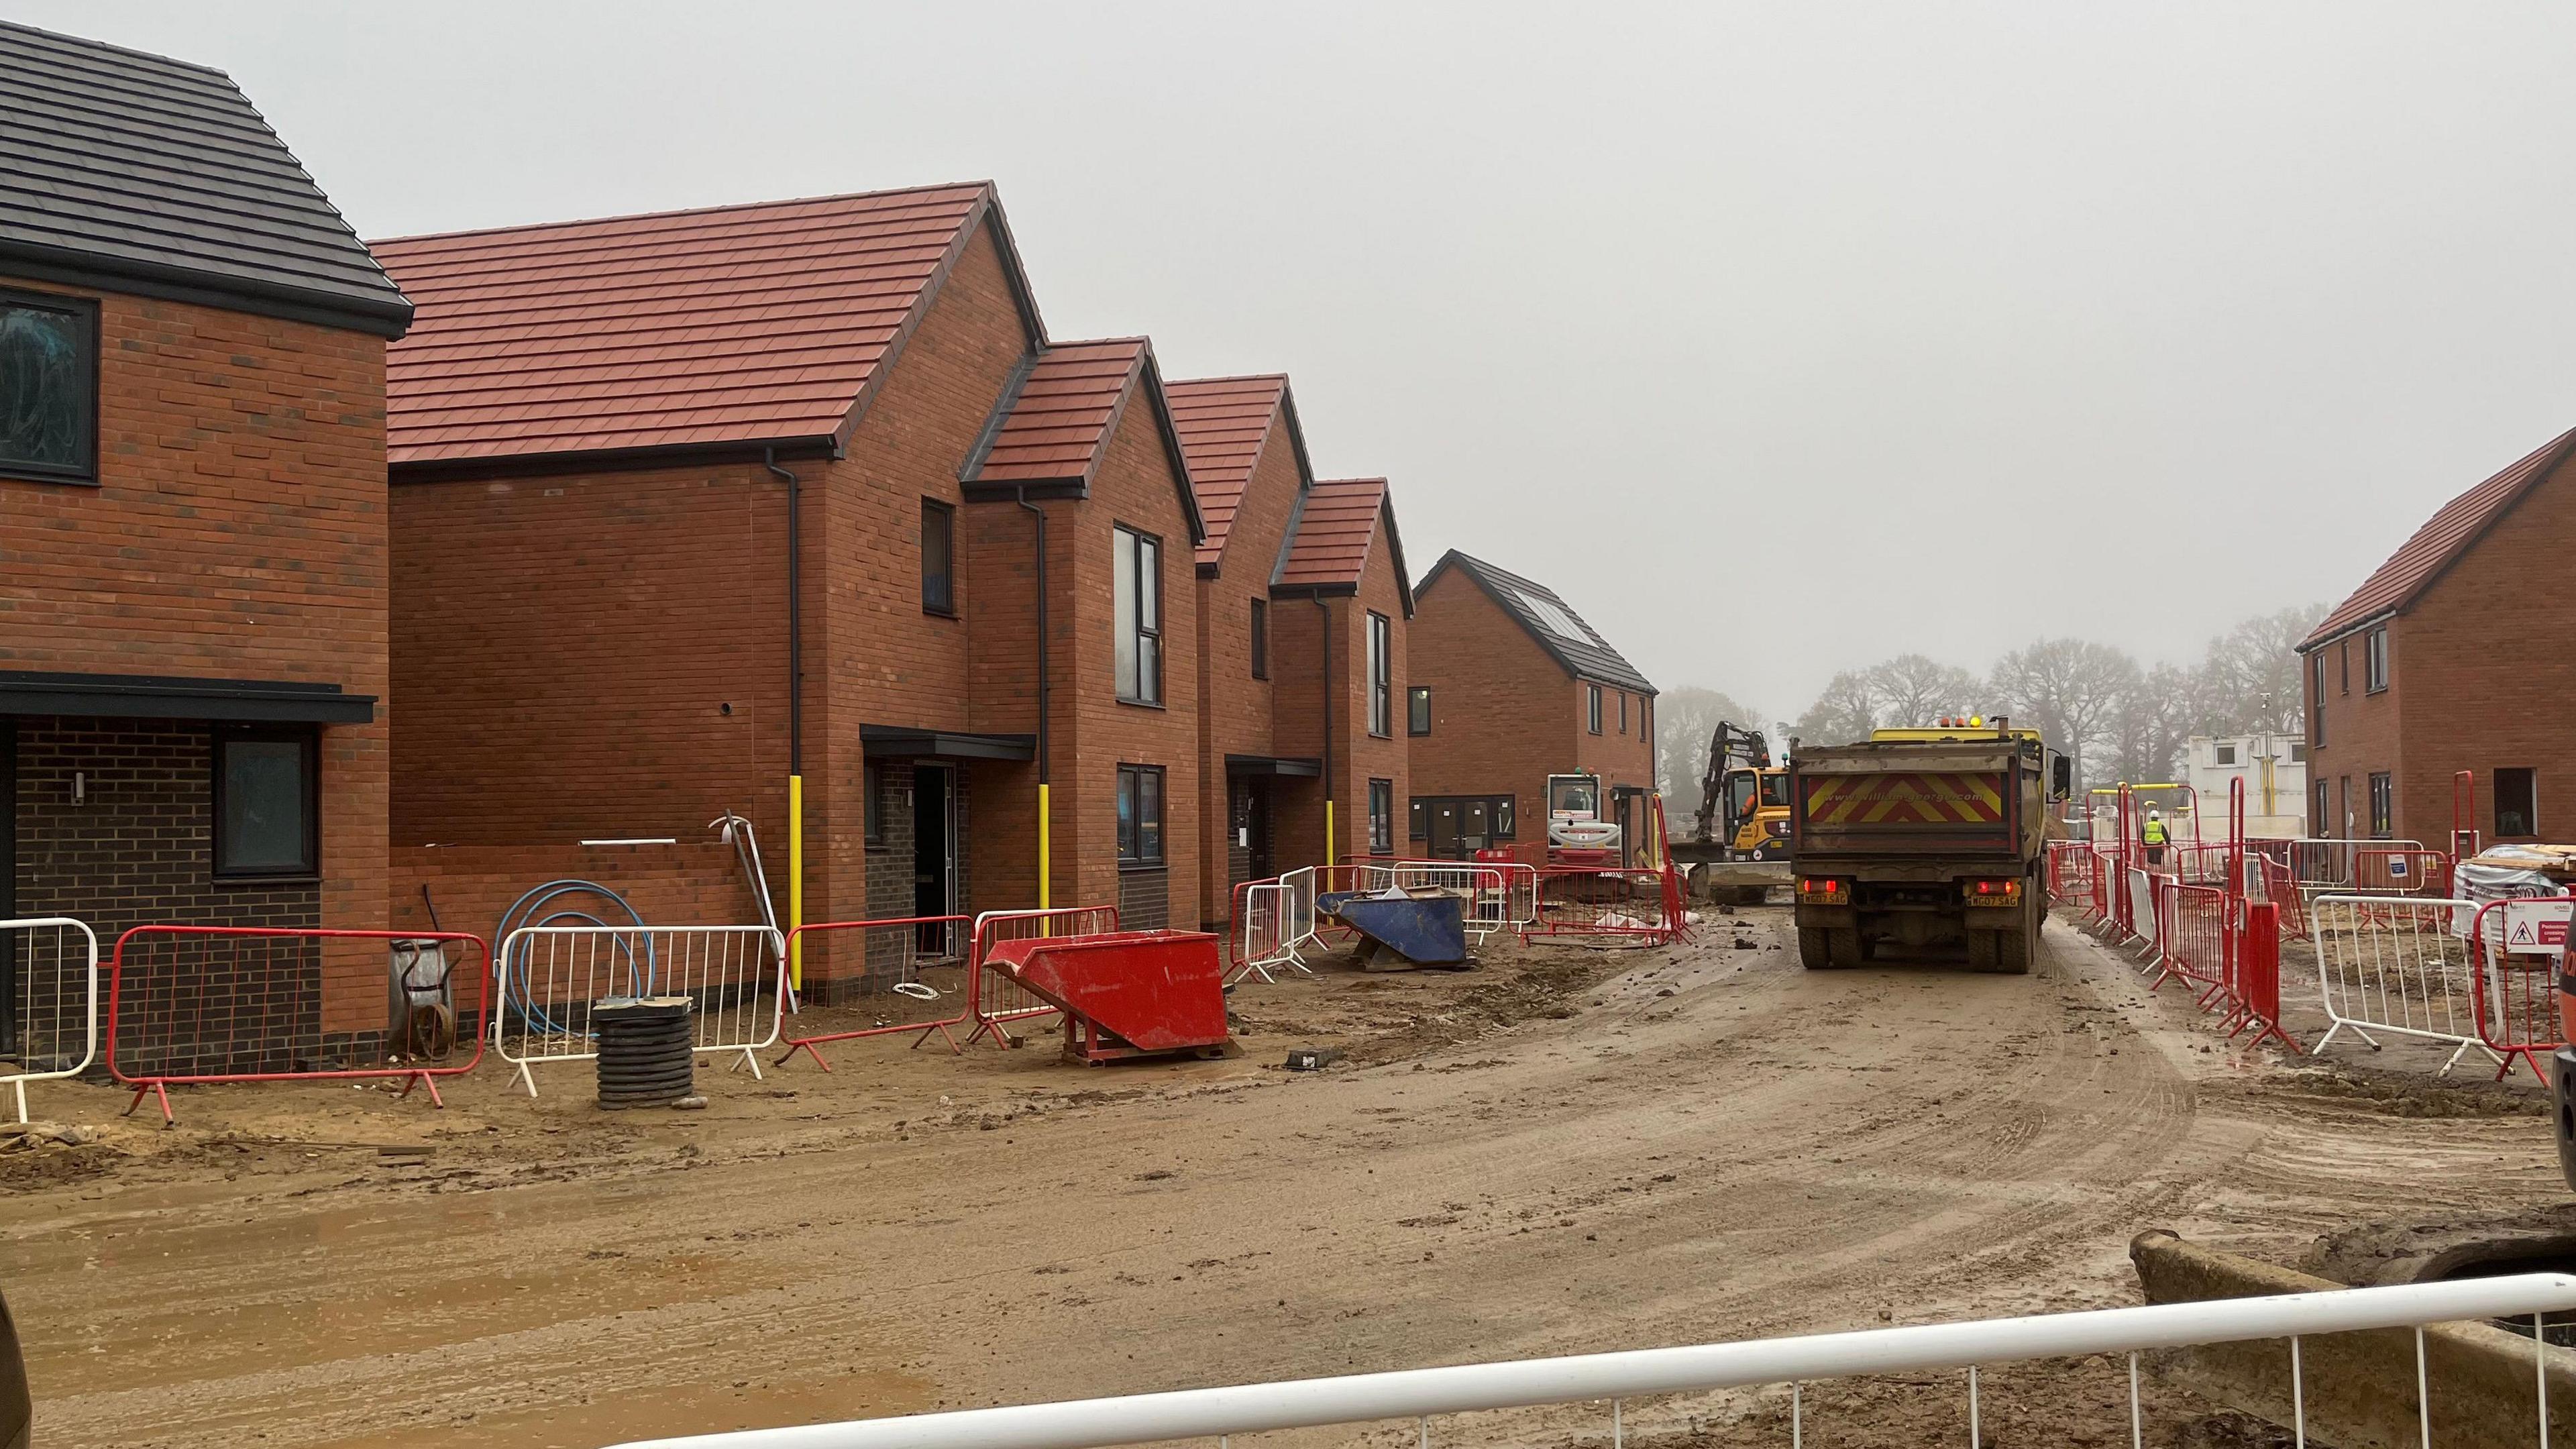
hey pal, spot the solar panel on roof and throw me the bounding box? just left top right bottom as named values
left=1513, top=588, right=1595, bottom=645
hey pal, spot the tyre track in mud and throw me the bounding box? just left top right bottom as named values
left=4, top=909, right=2557, bottom=1448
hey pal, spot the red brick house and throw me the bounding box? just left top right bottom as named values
left=1406, top=552, right=1658, bottom=861
left=2299, top=427, right=2576, bottom=850
left=374, top=184, right=1205, bottom=991
left=0, top=21, right=412, bottom=1062
left=1169, top=377, right=1414, bottom=922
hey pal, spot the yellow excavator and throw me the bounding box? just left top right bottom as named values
left=1670, top=721, right=1794, bottom=900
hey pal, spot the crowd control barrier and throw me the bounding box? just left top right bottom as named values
left=1, top=917, right=99, bottom=1124
left=493, top=924, right=786, bottom=1097
left=773, top=915, right=974, bottom=1066
left=2468, top=896, right=2571, bottom=1083
left=1523, top=865, right=1685, bottom=947
left=1230, top=877, right=1316, bottom=985
left=969, top=906, right=1118, bottom=1047
left=2309, top=896, right=2502, bottom=1075
left=108, top=926, right=490, bottom=1124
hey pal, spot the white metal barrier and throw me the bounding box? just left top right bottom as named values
left=2309, top=896, right=2501, bottom=1073
left=2288, top=837, right=2428, bottom=891
left=492, top=924, right=788, bottom=1096
left=3, top=916, right=99, bottom=1124
left=608, top=1273, right=2576, bottom=1449
left=1233, top=881, right=1314, bottom=985
left=1279, top=865, right=1321, bottom=956
left=970, top=906, right=1119, bottom=1045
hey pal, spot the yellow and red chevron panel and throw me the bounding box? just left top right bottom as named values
left=1803, top=772, right=2005, bottom=826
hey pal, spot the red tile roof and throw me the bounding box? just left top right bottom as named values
left=372, top=182, right=1035, bottom=466
left=961, top=338, right=1205, bottom=543
left=1165, top=374, right=1288, bottom=568
left=969, top=339, right=1148, bottom=483
left=1278, top=477, right=1411, bottom=613
left=2303, top=427, right=2576, bottom=648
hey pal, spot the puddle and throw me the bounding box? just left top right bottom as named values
left=311, top=1370, right=932, bottom=1448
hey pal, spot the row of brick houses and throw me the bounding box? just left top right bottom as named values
left=2, top=21, right=1661, bottom=1051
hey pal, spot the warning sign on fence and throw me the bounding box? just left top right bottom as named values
left=2501, top=898, right=2574, bottom=957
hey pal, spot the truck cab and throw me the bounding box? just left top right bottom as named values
left=1722, top=766, right=1792, bottom=861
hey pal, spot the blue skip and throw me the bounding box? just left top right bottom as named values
left=1318, top=890, right=1470, bottom=969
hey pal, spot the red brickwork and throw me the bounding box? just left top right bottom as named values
left=2307, top=447, right=2576, bottom=845
left=0, top=277, right=390, bottom=1034
left=1190, top=405, right=1300, bottom=920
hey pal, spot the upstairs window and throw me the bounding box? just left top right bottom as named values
left=1618, top=692, right=1629, bottom=734
left=1587, top=684, right=1603, bottom=735
left=2365, top=627, right=2388, bottom=693
left=1250, top=598, right=1268, bottom=680
left=1367, top=612, right=1391, bottom=737
left=1114, top=526, right=1163, bottom=704
left=0, top=288, right=99, bottom=484
left=2214, top=742, right=2237, bottom=766
left=920, top=500, right=955, bottom=614
left=1407, top=686, right=1432, bottom=737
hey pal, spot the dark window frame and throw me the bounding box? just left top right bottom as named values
left=0, top=287, right=102, bottom=486
left=1366, top=611, right=1392, bottom=737
left=210, top=724, right=320, bottom=881
left=920, top=498, right=956, bottom=616
left=1249, top=597, right=1268, bottom=680
left=1117, top=763, right=1166, bottom=866
left=1617, top=692, right=1628, bottom=735
left=863, top=761, right=887, bottom=845
left=2364, top=627, right=2388, bottom=694
left=2339, top=639, right=2350, bottom=696
left=1586, top=683, right=1603, bottom=735
left=2497, top=766, right=2539, bottom=839
left=2310, top=651, right=2326, bottom=746
left=1407, top=685, right=1432, bottom=737
left=2367, top=771, right=2393, bottom=838
left=1409, top=797, right=1427, bottom=840
left=1368, top=778, right=1394, bottom=854
left=1114, top=525, right=1164, bottom=706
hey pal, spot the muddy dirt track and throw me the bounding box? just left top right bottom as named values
left=2, top=906, right=2562, bottom=1448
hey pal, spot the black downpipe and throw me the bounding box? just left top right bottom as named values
left=1016, top=488, right=1049, bottom=784
left=763, top=449, right=803, bottom=773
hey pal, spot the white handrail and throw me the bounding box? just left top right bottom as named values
left=606, top=1274, right=2576, bottom=1449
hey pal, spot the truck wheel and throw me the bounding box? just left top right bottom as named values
left=1966, top=929, right=2000, bottom=971
left=1829, top=928, right=1864, bottom=965
left=1799, top=928, right=1847, bottom=970
left=1996, top=913, right=2033, bottom=975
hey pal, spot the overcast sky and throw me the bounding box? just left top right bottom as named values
left=29, top=2, right=2576, bottom=720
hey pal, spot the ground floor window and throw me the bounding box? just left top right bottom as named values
left=2367, top=771, right=2392, bottom=839
left=2497, top=766, right=2538, bottom=838
left=2312, top=779, right=2328, bottom=837
left=213, top=726, right=317, bottom=878
left=1368, top=779, right=1393, bottom=853
left=1117, top=764, right=1165, bottom=864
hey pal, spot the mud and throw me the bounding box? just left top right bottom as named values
left=2, top=909, right=2559, bottom=1448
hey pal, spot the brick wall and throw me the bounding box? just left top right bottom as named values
left=2304, top=623, right=2395, bottom=840
left=1192, top=417, right=1301, bottom=922
left=2351, top=448, right=2576, bottom=845
left=1405, top=571, right=1578, bottom=838
left=0, top=276, right=389, bottom=951
left=1334, top=533, right=1411, bottom=861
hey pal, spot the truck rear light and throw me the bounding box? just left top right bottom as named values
left=1797, top=876, right=1847, bottom=903
left=1966, top=877, right=2023, bottom=905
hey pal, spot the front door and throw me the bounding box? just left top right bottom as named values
left=912, top=765, right=953, bottom=941
left=1242, top=777, right=1273, bottom=881
left=1424, top=798, right=1490, bottom=861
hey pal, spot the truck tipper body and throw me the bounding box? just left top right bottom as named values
left=1788, top=727, right=2067, bottom=973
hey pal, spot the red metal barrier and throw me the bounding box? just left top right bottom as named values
left=1522, top=866, right=1683, bottom=947
left=2355, top=848, right=2451, bottom=897
left=2153, top=882, right=2232, bottom=1013
left=2253, top=854, right=2310, bottom=940
left=2469, top=897, right=2568, bottom=1083
left=969, top=906, right=1118, bottom=1047
left=2047, top=843, right=2101, bottom=906
left=773, top=915, right=973, bottom=1067
left=2226, top=900, right=2300, bottom=1052
left=107, top=926, right=490, bottom=1125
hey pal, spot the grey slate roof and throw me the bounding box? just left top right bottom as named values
left=0, top=20, right=411, bottom=337
left=1418, top=549, right=1656, bottom=694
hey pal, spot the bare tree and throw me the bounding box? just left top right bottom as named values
left=1866, top=653, right=1986, bottom=727
left=2102, top=661, right=2196, bottom=787
left=1655, top=685, right=1766, bottom=800
left=1792, top=669, right=1879, bottom=749
left=2192, top=604, right=2328, bottom=735
left=1984, top=637, right=2139, bottom=790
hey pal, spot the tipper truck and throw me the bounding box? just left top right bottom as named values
left=1789, top=722, right=2071, bottom=973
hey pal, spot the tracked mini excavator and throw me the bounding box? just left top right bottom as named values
left=1668, top=720, right=1796, bottom=902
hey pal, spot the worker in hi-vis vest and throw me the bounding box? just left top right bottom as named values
left=2141, top=806, right=2171, bottom=866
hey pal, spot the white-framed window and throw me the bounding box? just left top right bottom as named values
left=1114, top=525, right=1162, bottom=704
